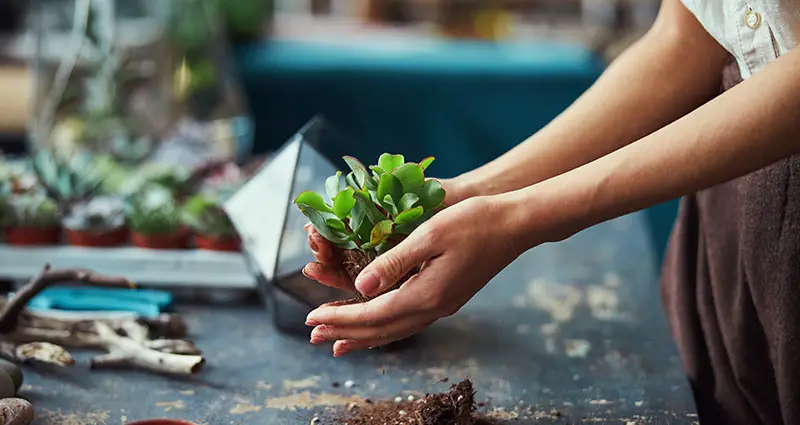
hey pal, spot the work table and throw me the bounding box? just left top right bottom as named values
left=23, top=211, right=697, bottom=424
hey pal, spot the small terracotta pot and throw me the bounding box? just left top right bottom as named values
left=4, top=226, right=61, bottom=246
left=127, top=420, right=201, bottom=425
left=131, top=230, right=189, bottom=250
left=194, top=234, right=241, bottom=252
left=65, top=227, right=129, bottom=248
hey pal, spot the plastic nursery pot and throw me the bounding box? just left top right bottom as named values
left=131, top=231, right=189, bottom=250
left=194, top=234, right=241, bottom=252
left=3, top=226, right=61, bottom=246
left=65, top=227, right=129, bottom=248
left=127, top=420, right=201, bottom=425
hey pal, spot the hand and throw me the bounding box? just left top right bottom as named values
left=301, top=177, right=469, bottom=295
left=304, top=196, right=529, bottom=357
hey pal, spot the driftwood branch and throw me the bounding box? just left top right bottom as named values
left=0, top=264, right=205, bottom=375
left=91, top=323, right=204, bottom=374
left=0, top=264, right=134, bottom=333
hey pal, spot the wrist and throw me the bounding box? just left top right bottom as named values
left=499, top=176, right=596, bottom=249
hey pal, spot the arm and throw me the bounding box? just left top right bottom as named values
left=449, top=0, right=729, bottom=200
left=508, top=45, right=800, bottom=245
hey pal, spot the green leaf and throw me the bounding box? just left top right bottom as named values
left=345, top=172, right=360, bottom=191
left=344, top=156, right=376, bottom=190
left=294, top=191, right=334, bottom=214
left=399, top=193, right=419, bottom=211
left=332, top=187, right=356, bottom=219
left=377, top=173, right=403, bottom=206
left=420, top=156, right=435, bottom=171
left=378, top=154, right=405, bottom=173
left=394, top=206, right=424, bottom=225
left=298, top=206, right=350, bottom=244
left=370, top=220, right=395, bottom=246
left=351, top=203, right=373, bottom=245
left=325, top=217, right=346, bottom=231
left=392, top=163, right=425, bottom=195
left=382, top=195, right=399, bottom=217
left=419, top=179, right=446, bottom=211
left=355, top=190, right=386, bottom=224
left=370, top=166, right=386, bottom=177
left=325, top=171, right=341, bottom=202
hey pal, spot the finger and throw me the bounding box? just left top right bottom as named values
left=354, top=231, right=437, bottom=297
left=332, top=321, right=432, bottom=357
left=306, top=226, right=340, bottom=265
left=309, top=315, right=433, bottom=344
left=302, top=262, right=354, bottom=292
left=306, top=286, right=417, bottom=326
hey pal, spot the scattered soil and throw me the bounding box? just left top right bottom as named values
left=331, top=379, right=499, bottom=425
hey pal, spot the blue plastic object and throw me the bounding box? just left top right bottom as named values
left=25, top=287, right=173, bottom=318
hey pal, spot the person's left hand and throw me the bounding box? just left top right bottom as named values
left=304, top=196, right=532, bottom=357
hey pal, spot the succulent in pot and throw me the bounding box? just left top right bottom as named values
left=62, top=196, right=128, bottom=247
left=30, top=150, right=103, bottom=211
left=182, top=194, right=240, bottom=252
left=4, top=194, right=62, bottom=246
left=127, top=189, right=188, bottom=250
left=294, top=153, right=446, bottom=302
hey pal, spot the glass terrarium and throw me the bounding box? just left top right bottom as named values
left=27, top=0, right=252, bottom=167
left=224, top=117, right=362, bottom=335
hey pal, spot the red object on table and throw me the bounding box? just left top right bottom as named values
left=194, top=234, right=241, bottom=252
left=65, top=227, right=129, bottom=247
left=131, top=229, right=190, bottom=250
left=3, top=226, right=61, bottom=246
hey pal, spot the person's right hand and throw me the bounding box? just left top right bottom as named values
left=301, top=178, right=466, bottom=294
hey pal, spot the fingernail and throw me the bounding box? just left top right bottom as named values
left=302, top=263, right=319, bottom=280
left=355, top=272, right=380, bottom=295
left=310, top=335, right=325, bottom=344
left=304, top=223, right=312, bottom=231
left=305, top=313, right=321, bottom=326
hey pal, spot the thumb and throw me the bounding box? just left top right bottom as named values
left=355, top=234, right=432, bottom=297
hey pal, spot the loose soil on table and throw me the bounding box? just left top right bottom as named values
left=331, top=379, right=499, bottom=425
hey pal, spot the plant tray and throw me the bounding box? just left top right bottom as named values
left=0, top=244, right=254, bottom=289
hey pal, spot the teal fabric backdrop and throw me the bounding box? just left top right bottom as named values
left=233, top=38, right=678, bottom=268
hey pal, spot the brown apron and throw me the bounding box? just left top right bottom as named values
left=661, top=57, right=800, bottom=425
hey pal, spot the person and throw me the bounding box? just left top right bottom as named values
left=301, top=1, right=800, bottom=424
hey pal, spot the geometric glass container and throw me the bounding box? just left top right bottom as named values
left=224, top=116, right=360, bottom=334
left=27, top=0, right=252, bottom=166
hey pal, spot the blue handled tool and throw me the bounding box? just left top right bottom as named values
left=23, top=287, right=173, bottom=318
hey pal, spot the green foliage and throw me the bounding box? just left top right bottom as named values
left=126, top=189, right=182, bottom=235
left=294, top=153, right=446, bottom=256
left=31, top=150, right=103, bottom=208
left=7, top=194, right=60, bottom=228
left=181, top=194, right=236, bottom=237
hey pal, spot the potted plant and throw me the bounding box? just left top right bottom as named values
left=127, top=189, right=187, bottom=250
left=62, top=196, right=128, bottom=247
left=30, top=150, right=103, bottom=211
left=294, top=153, right=446, bottom=301
left=182, top=194, right=240, bottom=252
left=3, top=194, right=62, bottom=246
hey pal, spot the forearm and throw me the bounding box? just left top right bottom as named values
left=509, top=47, right=800, bottom=245
left=452, top=2, right=728, bottom=200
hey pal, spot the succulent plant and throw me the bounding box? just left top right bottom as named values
left=294, top=153, right=446, bottom=258
left=181, top=194, right=236, bottom=237
left=126, top=188, right=183, bottom=236
left=30, top=150, right=103, bottom=208
left=0, top=185, right=10, bottom=228
left=7, top=194, right=61, bottom=228
left=62, top=196, right=126, bottom=232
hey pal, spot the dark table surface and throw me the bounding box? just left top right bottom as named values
left=23, top=211, right=697, bottom=425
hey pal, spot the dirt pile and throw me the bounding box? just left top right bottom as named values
left=332, top=379, right=498, bottom=425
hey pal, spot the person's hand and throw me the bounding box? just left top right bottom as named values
left=304, top=195, right=531, bottom=357
left=301, top=177, right=468, bottom=295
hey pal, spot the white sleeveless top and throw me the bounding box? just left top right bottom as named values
left=680, top=0, right=799, bottom=78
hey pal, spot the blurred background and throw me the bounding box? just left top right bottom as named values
left=0, top=0, right=677, bottom=287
